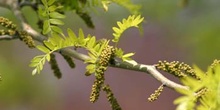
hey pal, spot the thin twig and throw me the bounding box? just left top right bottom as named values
left=0, top=1, right=189, bottom=91
left=0, top=34, right=17, bottom=40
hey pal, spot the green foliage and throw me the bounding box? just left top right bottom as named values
left=174, top=62, right=220, bottom=110
left=55, top=0, right=141, bottom=28
left=112, top=15, right=144, bottom=43
left=3, top=0, right=220, bottom=110
left=30, top=28, right=89, bottom=75
left=29, top=1, right=144, bottom=107
left=30, top=12, right=145, bottom=75
left=38, top=0, right=65, bottom=35
left=57, top=0, right=99, bottom=28
left=115, top=48, right=137, bottom=65
left=84, top=39, right=110, bottom=76
left=101, top=0, right=141, bottom=14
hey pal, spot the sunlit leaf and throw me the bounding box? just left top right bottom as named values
left=37, top=45, right=51, bottom=53
left=48, top=5, right=57, bottom=12
left=49, top=12, right=66, bottom=19
left=67, top=28, right=77, bottom=43
left=48, top=0, right=55, bottom=6
left=44, top=41, right=55, bottom=50
left=78, top=28, right=85, bottom=40
left=49, top=19, right=64, bottom=25
left=46, top=54, right=51, bottom=61
left=115, top=48, right=124, bottom=58
left=41, top=0, right=47, bottom=6
left=32, top=68, right=38, bottom=75
left=87, top=36, right=96, bottom=48
left=122, top=52, right=135, bottom=58
left=43, top=20, right=51, bottom=34
left=51, top=26, right=63, bottom=34
left=29, top=62, right=40, bottom=67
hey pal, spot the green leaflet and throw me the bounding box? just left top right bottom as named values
left=67, top=28, right=77, bottom=43
left=37, top=45, right=51, bottom=53
left=112, top=15, right=144, bottom=43
left=115, top=47, right=136, bottom=65
left=39, top=0, right=65, bottom=35
left=87, top=36, right=96, bottom=49
left=43, top=20, right=51, bottom=34
left=49, top=12, right=66, bottom=18
left=47, top=0, right=55, bottom=6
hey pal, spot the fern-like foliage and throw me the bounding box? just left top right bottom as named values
left=29, top=13, right=145, bottom=109
left=30, top=14, right=144, bottom=75
left=30, top=28, right=109, bottom=75
left=174, top=61, right=220, bottom=110
left=30, top=29, right=82, bottom=75
left=110, top=15, right=144, bottom=65
left=112, top=15, right=144, bottom=43
left=38, top=0, right=65, bottom=35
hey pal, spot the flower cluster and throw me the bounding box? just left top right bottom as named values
left=102, top=84, right=121, bottom=110
left=18, top=31, right=35, bottom=48
left=195, top=87, right=208, bottom=99
left=155, top=60, right=199, bottom=79
left=61, top=54, right=75, bottom=68
left=0, top=17, right=17, bottom=30
left=90, top=45, right=115, bottom=103
left=49, top=54, right=62, bottom=79
left=210, top=59, right=220, bottom=69
left=0, top=17, right=17, bottom=36
left=0, top=17, right=35, bottom=48
left=148, top=85, right=164, bottom=102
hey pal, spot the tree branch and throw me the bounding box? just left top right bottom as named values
left=0, top=34, right=18, bottom=40
left=0, top=1, right=189, bottom=91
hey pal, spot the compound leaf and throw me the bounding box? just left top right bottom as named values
left=112, top=15, right=144, bottom=43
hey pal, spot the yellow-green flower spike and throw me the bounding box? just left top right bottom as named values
left=0, top=17, right=17, bottom=30
left=0, top=29, right=16, bottom=36
left=148, top=85, right=164, bottom=102
left=90, top=45, right=116, bottom=103
left=18, top=31, right=36, bottom=48
left=195, top=88, right=208, bottom=99
left=99, top=45, right=115, bottom=67
left=49, top=54, right=62, bottom=79
left=102, top=84, right=122, bottom=110
left=90, top=79, right=104, bottom=103
left=210, top=59, right=220, bottom=69
left=61, top=54, right=75, bottom=68
left=156, top=60, right=200, bottom=80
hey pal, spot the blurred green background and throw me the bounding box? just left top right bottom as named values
left=1, top=0, right=220, bottom=110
